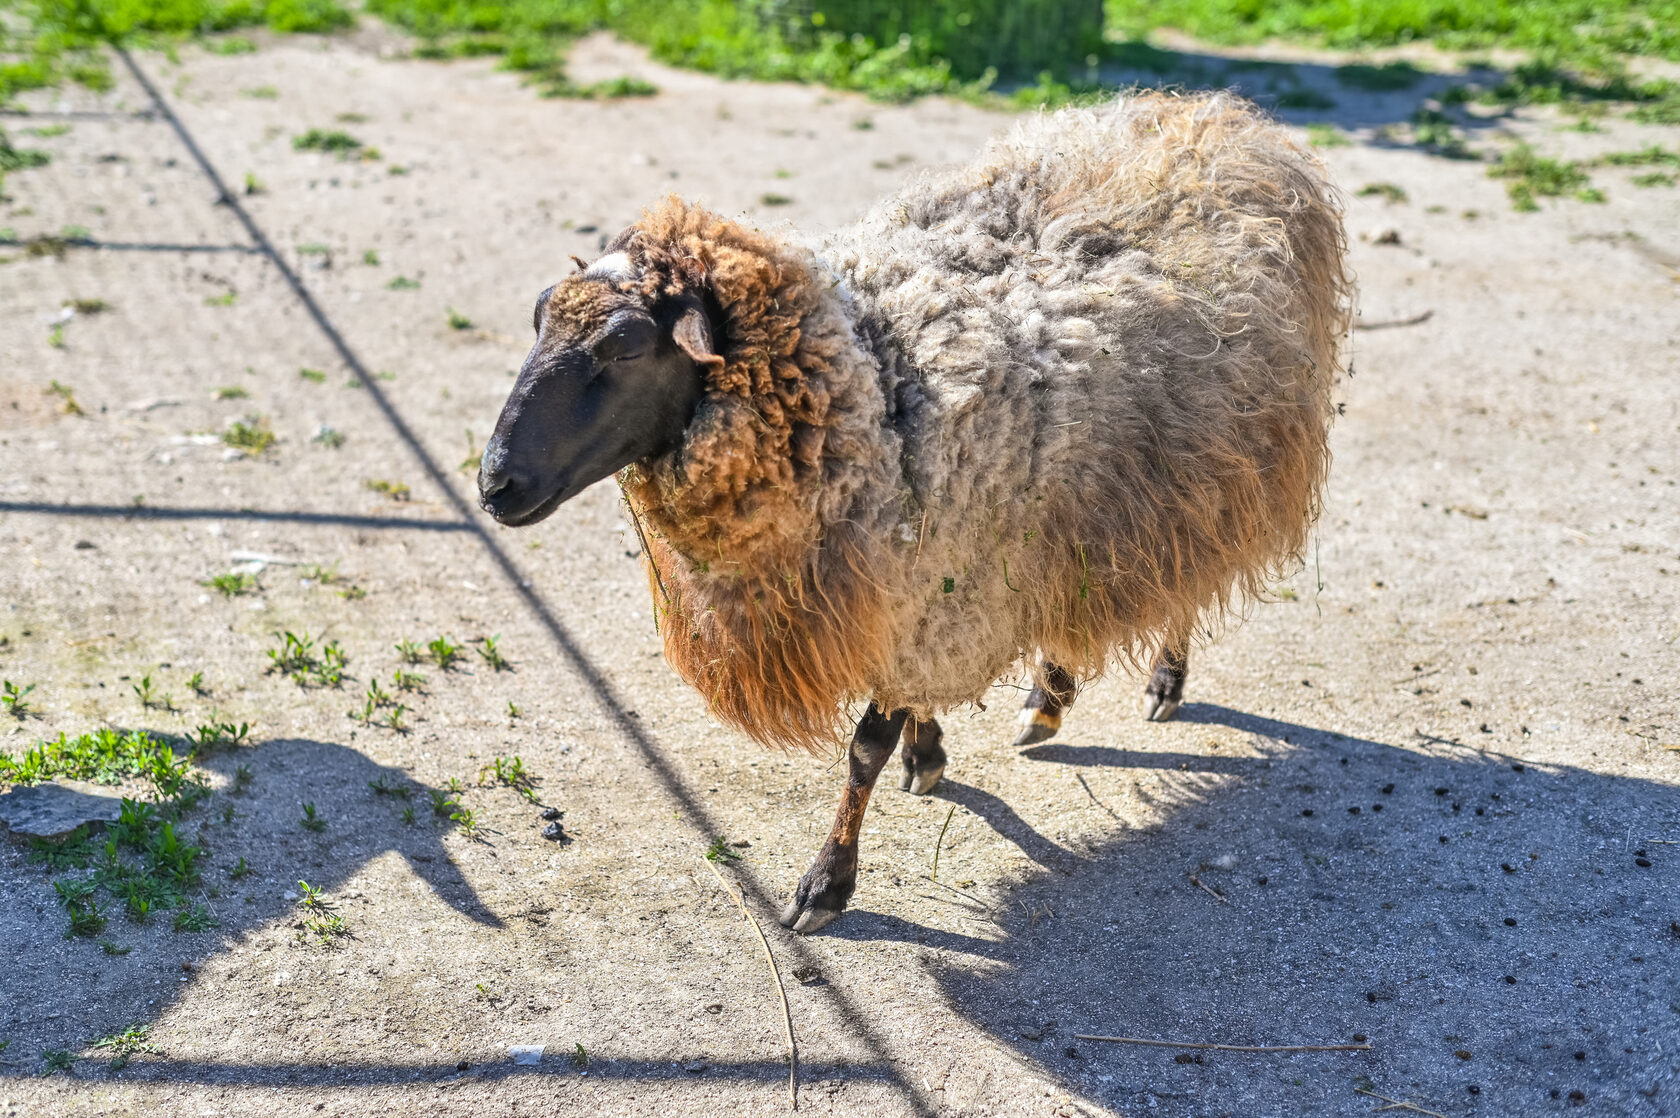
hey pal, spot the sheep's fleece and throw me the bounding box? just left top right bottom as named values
left=606, top=90, right=1351, bottom=752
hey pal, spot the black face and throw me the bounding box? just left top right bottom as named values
left=477, top=282, right=710, bottom=527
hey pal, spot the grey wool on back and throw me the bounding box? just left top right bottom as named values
left=624, top=90, right=1352, bottom=750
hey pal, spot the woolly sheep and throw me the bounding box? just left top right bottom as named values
left=479, top=91, right=1352, bottom=932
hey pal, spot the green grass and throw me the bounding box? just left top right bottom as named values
left=1488, top=143, right=1593, bottom=210
left=2, top=728, right=228, bottom=940
left=222, top=415, right=275, bottom=455
left=3, top=679, right=35, bottom=718
left=1334, top=61, right=1425, bottom=91
left=292, top=128, right=365, bottom=156
left=266, top=630, right=348, bottom=688
left=1104, top=1, right=1680, bottom=62
left=204, top=570, right=258, bottom=596
left=91, top=1024, right=157, bottom=1070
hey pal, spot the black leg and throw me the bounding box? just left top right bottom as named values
left=1012, top=660, right=1078, bottom=747
left=898, top=716, right=946, bottom=796
left=778, top=703, right=908, bottom=934
left=1142, top=643, right=1188, bottom=722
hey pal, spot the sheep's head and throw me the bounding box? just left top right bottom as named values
left=478, top=249, right=719, bottom=527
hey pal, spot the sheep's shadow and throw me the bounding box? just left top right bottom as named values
left=1, top=737, right=503, bottom=1069
left=836, top=705, right=1680, bottom=1116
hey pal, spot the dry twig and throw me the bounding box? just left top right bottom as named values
left=1354, top=309, right=1434, bottom=331
left=704, top=857, right=798, bottom=1110
left=1075, top=1035, right=1372, bottom=1053
left=931, top=804, right=956, bottom=883
left=1190, top=874, right=1228, bottom=904
left=1355, top=1087, right=1446, bottom=1117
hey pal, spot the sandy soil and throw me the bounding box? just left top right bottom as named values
left=1, top=29, right=1677, bottom=1118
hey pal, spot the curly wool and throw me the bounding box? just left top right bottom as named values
left=613, top=90, right=1352, bottom=752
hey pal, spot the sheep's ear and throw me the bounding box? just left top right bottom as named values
left=672, top=304, right=724, bottom=373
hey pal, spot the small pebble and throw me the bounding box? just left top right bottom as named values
left=1438, top=835, right=1449, bottom=844
left=1302, top=809, right=1314, bottom=817
left=1256, top=875, right=1268, bottom=886
left=1381, top=783, right=1394, bottom=795
left=1504, top=975, right=1517, bottom=984
left=1435, top=787, right=1450, bottom=796
left=1573, top=1051, right=1586, bottom=1061
left=1501, top=863, right=1516, bottom=873
left=1372, top=803, right=1383, bottom=812
left=1352, top=1034, right=1367, bottom=1043
left=1468, top=1085, right=1480, bottom=1095
left=1634, top=857, right=1651, bottom=868
left=1504, top=917, right=1518, bottom=926
left=1455, top=1050, right=1472, bottom=1060
left=542, top=821, right=569, bottom=842
left=541, top=806, right=562, bottom=821
left=1348, top=806, right=1361, bottom=814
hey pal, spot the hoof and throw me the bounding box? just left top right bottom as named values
left=778, top=846, right=855, bottom=934
left=899, top=760, right=945, bottom=796
left=1141, top=692, right=1181, bottom=722
left=1012, top=707, right=1061, bottom=747
left=777, top=902, right=843, bottom=935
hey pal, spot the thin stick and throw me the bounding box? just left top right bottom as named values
left=1355, top=1088, right=1446, bottom=1117
left=1189, top=874, right=1228, bottom=904
left=1354, top=309, right=1434, bottom=331
left=931, top=804, right=957, bottom=883
left=704, top=858, right=797, bottom=1110
left=1075, top=1035, right=1371, bottom=1053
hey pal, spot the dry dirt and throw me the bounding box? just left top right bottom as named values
left=1, top=29, right=1677, bottom=1118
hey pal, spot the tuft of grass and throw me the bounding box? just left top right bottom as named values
left=243, top=171, right=265, bottom=195
left=1631, top=171, right=1675, bottom=187
left=212, top=385, right=249, bottom=400
left=91, top=1024, right=157, bottom=1071
left=300, top=802, right=326, bottom=832
left=546, top=74, right=658, bottom=99
left=292, top=129, right=364, bottom=156
left=1489, top=143, right=1592, bottom=211
left=428, top=636, right=462, bottom=670
left=704, top=835, right=742, bottom=863
left=64, top=297, right=108, bottom=314
left=393, top=668, right=427, bottom=692
left=190, top=719, right=251, bottom=749
left=446, top=308, right=474, bottom=331
left=229, top=856, right=253, bottom=879
left=298, top=367, right=326, bottom=383
left=758, top=192, right=794, bottom=206
left=1305, top=122, right=1349, bottom=147
left=1357, top=181, right=1408, bottom=204
left=365, top=478, right=410, bottom=501
left=475, top=634, right=509, bottom=671
left=204, top=570, right=258, bottom=596
left=222, top=415, right=276, bottom=455
left=41, top=1049, right=74, bottom=1076
left=386, top=275, right=421, bottom=290
left=265, top=630, right=348, bottom=689
left=172, top=903, right=217, bottom=932
left=204, top=291, right=237, bottom=307
left=479, top=754, right=538, bottom=801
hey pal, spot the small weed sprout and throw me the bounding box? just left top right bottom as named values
left=395, top=639, right=424, bottom=665
left=205, top=570, right=258, bottom=596
left=298, top=367, right=326, bottom=383
left=233, top=764, right=254, bottom=794
left=223, top=415, right=276, bottom=455
left=449, top=805, right=483, bottom=839
left=131, top=674, right=172, bottom=711
left=2, top=679, right=35, bottom=718
left=204, top=291, right=237, bottom=307
left=220, top=803, right=236, bottom=824
left=387, top=275, right=421, bottom=290
left=447, top=308, right=474, bottom=331
left=172, top=903, right=217, bottom=932
left=300, top=802, right=326, bottom=832
left=480, top=755, right=539, bottom=802
left=365, top=478, right=410, bottom=501
left=382, top=704, right=410, bottom=732
left=429, top=789, right=457, bottom=817
left=571, top=1043, right=588, bottom=1068
left=704, top=836, right=742, bottom=863
left=41, top=1049, right=74, bottom=1075
left=475, top=634, right=509, bottom=671
left=187, top=671, right=208, bottom=696
left=99, top=939, right=131, bottom=956
left=292, top=128, right=363, bottom=156
left=243, top=171, right=264, bottom=195
left=428, top=636, right=462, bottom=669
left=212, top=385, right=248, bottom=400
left=47, top=380, right=84, bottom=414
left=393, top=669, right=426, bottom=692
left=92, top=1024, right=156, bottom=1070
left=229, top=856, right=252, bottom=879
left=401, top=804, right=416, bottom=824
left=362, top=249, right=379, bottom=265
left=460, top=429, right=482, bottom=473
left=190, top=720, right=252, bottom=749
left=506, top=701, right=522, bottom=721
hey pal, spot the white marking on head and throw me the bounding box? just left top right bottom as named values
left=584, top=251, right=638, bottom=283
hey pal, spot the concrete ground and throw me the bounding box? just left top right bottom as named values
left=1, top=29, right=1677, bottom=1118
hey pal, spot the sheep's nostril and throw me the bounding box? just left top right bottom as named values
left=478, top=467, right=516, bottom=507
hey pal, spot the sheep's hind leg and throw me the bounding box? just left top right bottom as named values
left=898, top=716, right=946, bottom=796
left=779, top=703, right=908, bottom=934
left=1012, top=661, right=1077, bottom=747
left=1142, top=643, right=1188, bottom=722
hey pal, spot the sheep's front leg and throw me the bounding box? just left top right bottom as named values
left=779, top=702, right=908, bottom=934
left=1141, top=643, right=1189, bottom=722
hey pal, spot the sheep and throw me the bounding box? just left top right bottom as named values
left=479, top=90, right=1353, bottom=932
